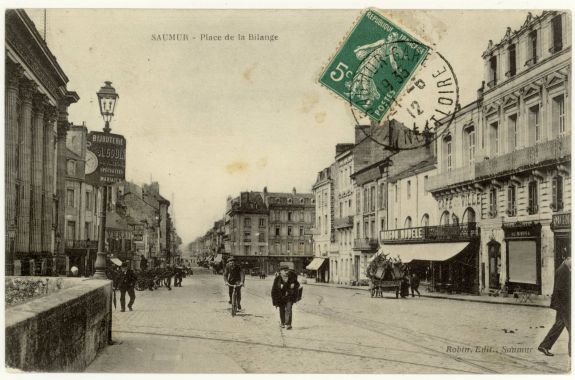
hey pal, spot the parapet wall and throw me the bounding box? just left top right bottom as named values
left=5, top=277, right=112, bottom=372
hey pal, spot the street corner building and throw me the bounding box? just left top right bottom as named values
left=309, top=11, right=571, bottom=300
left=5, top=9, right=80, bottom=276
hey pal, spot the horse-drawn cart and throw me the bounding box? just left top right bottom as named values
left=367, top=251, right=405, bottom=299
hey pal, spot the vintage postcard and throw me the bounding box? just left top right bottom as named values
left=3, top=3, right=573, bottom=375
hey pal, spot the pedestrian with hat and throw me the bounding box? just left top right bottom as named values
left=271, top=265, right=300, bottom=330
left=118, top=262, right=137, bottom=312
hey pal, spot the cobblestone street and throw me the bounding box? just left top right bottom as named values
left=86, top=268, right=570, bottom=374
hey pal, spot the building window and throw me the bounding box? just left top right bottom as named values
left=507, top=185, right=517, bottom=217
left=245, top=245, right=251, bottom=255
left=551, top=15, right=563, bottom=53
left=299, top=242, right=305, bottom=254
left=258, top=232, right=265, bottom=242
left=66, top=221, right=76, bottom=240
left=244, top=231, right=251, bottom=241
left=324, top=215, right=327, bottom=234
left=356, top=222, right=360, bottom=238
left=529, top=105, right=540, bottom=143
left=404, top=216, right=412, bottom=228
left=552, top=95, right=565, bottom=137
left=489, top=188, right=497, bottom=218
left=467, top=128, right=475, bottom=165
left=66, top=189, right=75, bottom=208
left=508, top=114, right=518, bottom=151
left=528, top=180, right=538, bottom=215
left=299, top=226, right=304, bottom=236
left=527, top=30, right=538, bottom=65
left=395, top=183, right=399, bottom=202
left=489, top=121, right=499, bottom=156
left=443, top=135, right=453, bottom=172
left=407, top=181, right=411, bottom=200
left=507, top=44, right=516, bottom=77
left=552, top=175, right=564, bottom=211
left=356, top=190, right=361, bottom=214
left=275, top=226, right=280, bottom=236
left=287, top=243, right=292, bottom=253
left=421, top=214, right=430, bottom=227
left=363, top=188, right=368, bottom=213
left=378, top=183, right=385, bottom=209
left=370, top=186, right=375, bottom=212
left=489, top=56, right=497, bottom=87
left=288, top=226, right=292, bottom=236
left=287, top=212, right=292, bottom=222
left=244, top=217, right=251, bottom=228
left=85, top=191, right=92, bottom=211
left=84, top=222, right=91, bottom=240
left=380, top=218, right=385, bottom=231
left=259, top=218, right=265, bottom=227
left=300, top=211, right=304, bottom=221
left=66, top=160, right=76, bottom=176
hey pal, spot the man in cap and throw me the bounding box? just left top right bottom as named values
left=271, top=264, right=300, bottom=330
left=223, top=257, right=245, bottom=310
left=118, top=262, right=137, bottom=312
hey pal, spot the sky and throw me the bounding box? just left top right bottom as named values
left=23, top=8, right=529, bottom=247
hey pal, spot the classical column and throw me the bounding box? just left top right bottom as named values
left=30, top=93, right=46, bottom=254
left=16, top=79, right=36, bottom=255
left=55, top=116, right=68, bottom=257
left=5, top=60, right=23, bottom=275
left=42, top=106, right=57, bottom=254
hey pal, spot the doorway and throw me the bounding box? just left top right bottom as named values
left=488, top=241, right=501, bottom=289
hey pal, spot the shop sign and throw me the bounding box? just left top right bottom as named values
left=85, top=131, right=126, bottom=186
left=502, top=221, right=541, bottom=238
left=551, top=212, right=571, bottom=230
left=381, top=223, right=478, bottom=242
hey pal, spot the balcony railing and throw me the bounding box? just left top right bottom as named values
left=333, top=215, right=354, bottom=229
left=426, top=165, right=476, bottom=192
left=65, top=239, right=99, bottom=249
left=353, top=238, right=379, bottom=251
left=475, top=136, right=571, bottom=180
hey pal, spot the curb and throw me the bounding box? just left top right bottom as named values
left=305, top=282, right=549, bottom=309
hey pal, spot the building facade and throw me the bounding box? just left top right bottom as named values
left=427, top=10, right=571, bottom=296
left=5, top=10, right=79, bottom=275
left=311, top=166, right=334, bottom=282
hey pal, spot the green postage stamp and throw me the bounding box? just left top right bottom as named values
left=319, top=9, right=429, bottom=121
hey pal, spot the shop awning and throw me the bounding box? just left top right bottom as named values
left=213, top=254, right=223, bottom=264
left=383, top=242, right=470, bottom=264
left=306, top=258, right=326, bottom=271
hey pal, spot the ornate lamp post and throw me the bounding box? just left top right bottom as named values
left=93, top=81, right=119, bottom=279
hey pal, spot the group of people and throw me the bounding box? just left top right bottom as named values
left=111, top=262, right=191, bottom=312
left=223, top=258, right=301, bottom=330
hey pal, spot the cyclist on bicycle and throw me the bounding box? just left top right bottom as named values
left=223, top=257, right=245, bottom=310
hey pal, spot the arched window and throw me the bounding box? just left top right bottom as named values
left=462, top=207, right=476, bottom=224
left=440, top=211, right=450, bottom=226
left=421, top=214, right=430, bottom=227
left=451, top=213, right=459, bottom=226
left=404, top=216, right=412, bottom=228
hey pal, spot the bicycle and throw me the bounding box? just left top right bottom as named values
left=226, top=283, right=243, bottom=317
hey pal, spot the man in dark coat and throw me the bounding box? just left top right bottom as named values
left=539, top=255, right=571, bottom=356
left=411, top=272, right=421, bottom=297
left=118, top=262, right=137, bottom=312
left=271, top=265, right=300, bottom=330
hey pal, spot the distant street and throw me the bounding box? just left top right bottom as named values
left=87, top=268, right=570, bottom=374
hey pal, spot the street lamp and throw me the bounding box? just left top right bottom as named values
left=96, top=81, right=119, bottom=134
left=93, top=81, right=119, bottom=279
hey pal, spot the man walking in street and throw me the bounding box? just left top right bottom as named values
left=271, top=265, right=300, bottom=330
left=118, top=262, right=137, bottom=312
left=538, top=252, right=571, bottom=357
left=223, top=257, right=245, bottom=310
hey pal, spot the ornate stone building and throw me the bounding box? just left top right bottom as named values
left=5, top=10, right=79, bottom=275
left=428, top=11, right=571, bottom=296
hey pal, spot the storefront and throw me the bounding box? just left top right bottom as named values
left=502, top=222, right=542, bottom=294
left=306, top=257, right=329, bottom=282
left=551, top=212, right=571, bottom=269
left=380, top=223, right=480, bottom=294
